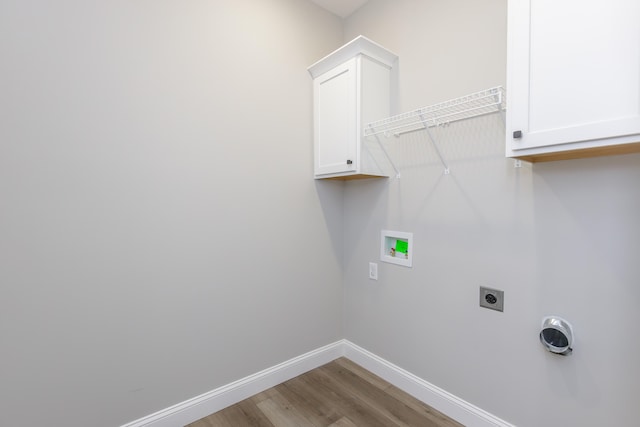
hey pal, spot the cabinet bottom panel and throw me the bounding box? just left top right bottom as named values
left=511, top=141, right=640, bottom=163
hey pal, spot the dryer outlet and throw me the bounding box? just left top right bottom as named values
left=479, top=286, right=504, bottom=312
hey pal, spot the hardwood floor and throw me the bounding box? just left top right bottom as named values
left=186, top=358, right=463, bottom=427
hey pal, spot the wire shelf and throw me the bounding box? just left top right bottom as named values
left=364, top=86, right=505, bottom=137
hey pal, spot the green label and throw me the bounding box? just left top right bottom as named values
left=395, top=239, right=408, bottom=253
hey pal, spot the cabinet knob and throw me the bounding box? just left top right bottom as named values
left=346, top=159, right=353, bottom=165
left=513, top=130, right=523, bottom=139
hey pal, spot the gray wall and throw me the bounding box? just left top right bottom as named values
left=343, top=1, right=640, bottom=426
left=0, top=1, right=344, bottom=426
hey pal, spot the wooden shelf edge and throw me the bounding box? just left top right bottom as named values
left=512, top=141, right=640, bottom=163
left=316, top=174, right=389, bottom=181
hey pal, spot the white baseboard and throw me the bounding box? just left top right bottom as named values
left=120, top=341, right=343, bottom=427
left=343, top=341, right=515, bottom=427
left=121, top=340, right=514, bottom=427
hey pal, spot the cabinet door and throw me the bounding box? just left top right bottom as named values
left=314, top=59, right=358, bottom=176
left=507, top=0, right=640, bottom=153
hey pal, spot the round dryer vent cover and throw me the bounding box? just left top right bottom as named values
left=540, top=316, right=573, bottom=355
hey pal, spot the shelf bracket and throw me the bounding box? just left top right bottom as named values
left=370, top=125, right=401, bottom=178
left=419, top=113, right=450, bottom=174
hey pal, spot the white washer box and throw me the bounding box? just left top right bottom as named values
left=380, top=230, right=413, bottom=268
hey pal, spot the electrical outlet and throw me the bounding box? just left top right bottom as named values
left=479, top=286, right=504, bottom=312
left=369, top=262, right=378, bottom=280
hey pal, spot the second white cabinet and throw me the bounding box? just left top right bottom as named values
left=308, top=36, right=397, bottom=179
left=506, top=0, right=640, bottom=162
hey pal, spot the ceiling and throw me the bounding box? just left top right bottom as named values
left=310, top=0, right=370, bottom=18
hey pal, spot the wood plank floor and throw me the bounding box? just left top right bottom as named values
left=186, top=358, right=463, bottom=427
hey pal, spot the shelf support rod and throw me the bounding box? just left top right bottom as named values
left=370, top=125, right=401, bottom=178
left=419, top=114, right=450, bottom=174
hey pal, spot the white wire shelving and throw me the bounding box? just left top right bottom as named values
left=362, top=86, right=507, bottom=175
left=364, top=86, right=505, bottom=137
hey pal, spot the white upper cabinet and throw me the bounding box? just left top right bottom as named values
left=308, top=36, right=397, bottom=179
left=506, top=0, right=640, bottom=162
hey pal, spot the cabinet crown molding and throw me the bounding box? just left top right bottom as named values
left=308, top=35, right=398, bottom=78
